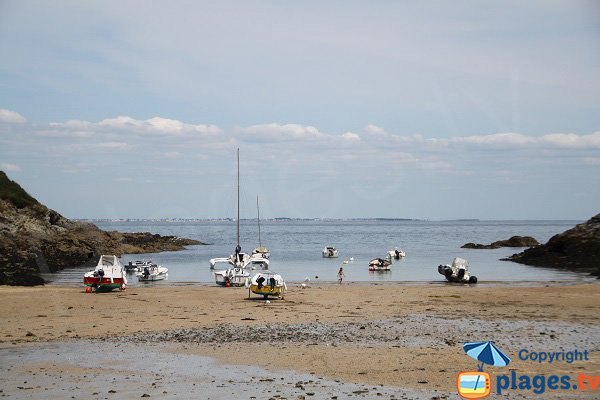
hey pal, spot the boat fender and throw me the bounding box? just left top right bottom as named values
left=85, top=286, right=92, bottom=293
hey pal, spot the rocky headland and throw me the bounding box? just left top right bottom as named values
left=0, top=171, right=203, bottom=286
left=507, top=214, right=600, bottom=276
left=462, top=236, right=540, bottom=249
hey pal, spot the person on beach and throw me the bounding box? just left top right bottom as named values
left=337, top=267, right=344, bottom=284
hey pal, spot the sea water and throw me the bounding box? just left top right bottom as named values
left=42, top=219, right=591, bottom=286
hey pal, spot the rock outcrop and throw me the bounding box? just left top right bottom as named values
left=507, top=214, right=600, bottom=276
left=0, top=171, right=203, bottom=286
left=462, top=236, right=540, bottom=249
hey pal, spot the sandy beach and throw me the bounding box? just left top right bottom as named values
left=1, top=282, right=599, bottom=399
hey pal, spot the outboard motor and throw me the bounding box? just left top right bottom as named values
left=143, top=267, right=150, bottom=278
left=256, top=276, right=265, bottom=289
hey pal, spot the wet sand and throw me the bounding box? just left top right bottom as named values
left=1, top=282, right=599, bottom=398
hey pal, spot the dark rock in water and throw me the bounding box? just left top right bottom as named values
left=0, top=171, right=204, bottom=285
left=506, top=214, right=600, bottom=275
left=462, top=236, right=540, bottom=249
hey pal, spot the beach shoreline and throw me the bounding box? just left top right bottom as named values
left=1, top=282, right=599, bottom=398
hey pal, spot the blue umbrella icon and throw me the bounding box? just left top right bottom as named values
left=464, top=341, right=511, bottom=371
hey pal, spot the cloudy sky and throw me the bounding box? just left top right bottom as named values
left=1, top=1, right=599, bottom=220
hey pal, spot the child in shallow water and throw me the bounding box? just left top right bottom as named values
left=337, top=267, right=345, bottom=284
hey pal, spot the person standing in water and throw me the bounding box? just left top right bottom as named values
left=337, top=267, right=345, bottom=284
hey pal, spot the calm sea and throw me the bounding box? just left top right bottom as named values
left=42, top=219, right=592, bottom=286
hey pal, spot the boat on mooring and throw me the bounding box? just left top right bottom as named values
left=368, top=257, right=392, bottom=271
left=83, top=255, right=127, bottom=292
left=386, top=248, right=406, bottom=260
left=322, top=246, right=339, bottom=258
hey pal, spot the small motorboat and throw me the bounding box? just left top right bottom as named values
left=214, top=266, right=250, bottom=287
left=252, top=246, right=270, bottom=260
left=137, top=263, right=168, bottom=281
left=386, top=248, right=406, bottom=260
left=83, top=255, right=127, bottom=292
left=368, top=257, right=392, bottom=271
left=209, top=253, right=251, bottom=269
left=438, top=257, right=478, bottom=283
left=322, top=246, right=339, bottom=258
left=248, top=271, right=286, bottom=299
left=125, top=260, right=152, bottom=272
left=248, top=252, right=270, bottom=269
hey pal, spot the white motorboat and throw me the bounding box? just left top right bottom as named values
left=368, top=257, right=392, bottom=271
left=322, top=246, right=339, bottom=258
left=386, top=248, right=406, bottom=260
left=248, top=252, right=269, bottom=269
left=83, top=255, right=127, bottom=292
left=125, top=259, right=153, bottom=272
left=209, top=253, right=251, bottom=270
left=248, top=271, right=286, bottom=299
left=438, top=257, right=478, bottom=283
left=215, top=266, right=250, bottom=287
left=137, top=263, right=168, bottom=281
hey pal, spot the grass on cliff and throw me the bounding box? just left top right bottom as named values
left=0, top=171, right=40, bottom=209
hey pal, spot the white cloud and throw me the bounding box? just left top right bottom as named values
left=364, top=124, right=387, bottom=136
left=164, top=151, right=181, bottom=158
left=453, top=132, right=535, bottom=147
left=0, top=109, right=26, bottom=124
left=540, top=132, right=600, bottom=149
left=64, top=141, right=130, bottom=152
left=340, top=132, right=361, bottom=142
left=236, top=123, right=324, bottom=142
left=1, top=162, right=21, bottom=171
left=48, top=116, right=222, bottom=138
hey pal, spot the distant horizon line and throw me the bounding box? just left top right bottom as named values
left=73, top=217, right=584, bottom=222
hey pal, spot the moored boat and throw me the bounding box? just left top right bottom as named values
left=386, top=248, right=406, bottom=260
left=83, top=255, right=127, bottom=292
left=368, top=257, right=392, bottom=271
left=322, top=246, right=339, bottom=258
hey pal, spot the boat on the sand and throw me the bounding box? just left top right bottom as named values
left=83, top=255, right=127, bottom=292
left=137, top=263, right=168, bottom=281
left=437, top=257, right=478, bottom=283
left=248, top=271, right=286, bottom=299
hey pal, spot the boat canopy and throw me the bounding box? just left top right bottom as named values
left=451, top=257, right=468, bottom=269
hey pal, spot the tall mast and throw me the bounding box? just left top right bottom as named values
left=236, top=148, right=240, bottom=246
left=257, top=196, right=262, bottom=247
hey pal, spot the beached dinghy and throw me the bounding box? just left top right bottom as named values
left=248, top=271, right=286, bottom=299
left=137, top=263, right=168, bottom=281
left=386, top=248, right=406, bottom=260
left=438, top=257, right=478, bottom=283
left=322, top=246, right=339, bottom=258
left=214, top=266, right=250, bottom=287
left=83, top=255, right=127, bottom=292
left=368, top=257, right=392, bottom=271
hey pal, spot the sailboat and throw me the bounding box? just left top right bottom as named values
left=250, top=196, right=270, bottom=269
left=212, top=148, right=251, bottom=286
